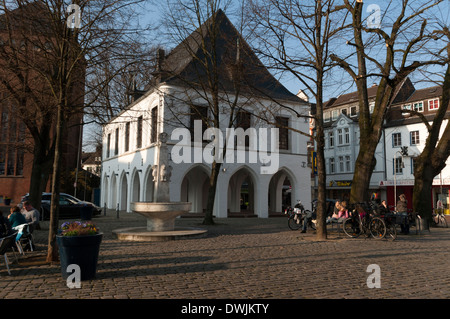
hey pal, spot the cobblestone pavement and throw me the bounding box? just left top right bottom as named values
left=1, top=211, right=450, bottom=301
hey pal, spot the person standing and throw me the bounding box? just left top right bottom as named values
left=396, top=194, right=409, bottom=234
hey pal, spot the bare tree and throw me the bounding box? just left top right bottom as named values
left=157, top=0, right=256, bottom=225
left=0, top=0, right=151, bottom=262
left=412, top=26, right=450, bottom=223
left=330, top=0, right=445, bottom=204
left=246, top=0, right=348, bottom=240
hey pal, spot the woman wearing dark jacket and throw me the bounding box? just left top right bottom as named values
left=8, top=206, right=26, bottom=228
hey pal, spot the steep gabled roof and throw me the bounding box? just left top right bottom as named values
left=324, top=85, right=379, bottom=108
left=403, top=85, right=442, bottom=104
left=155, top=9, right=301, bottom=103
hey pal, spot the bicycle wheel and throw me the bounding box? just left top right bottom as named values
left=385, top=222, right=397, bottom=240
left=343, top=218, right=360, bottom=238
left=431, top=215, right=438, bottom=227
left=370, top=217, right=386, bottom=239
left=288, top=215, right=302, bottom=230
left=439, top=215, right=448, bottom=228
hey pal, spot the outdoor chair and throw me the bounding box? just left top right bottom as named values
left=329, top=219, right=344, bottom=236
left=0, top=232, right=18, bottom=275
left=18, top=223, right=35, bottom=253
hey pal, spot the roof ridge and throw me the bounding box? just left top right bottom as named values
left=155, top=9, right=300, bottom=102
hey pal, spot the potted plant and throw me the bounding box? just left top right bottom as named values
left=56, top=221, right=102, bottom=281
left=3, top=196, right=11, bottom=206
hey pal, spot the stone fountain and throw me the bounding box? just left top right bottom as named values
left=112, top=133, right=207, bottom=241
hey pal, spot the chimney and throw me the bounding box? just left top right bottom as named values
left=156, top=48, right=165, bottom=73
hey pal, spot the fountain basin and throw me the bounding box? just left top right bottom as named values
left=112, top=202, right=207, bottom=241
left=131, top=202, right=192, bottom=232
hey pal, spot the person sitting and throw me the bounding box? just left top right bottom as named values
left=377, top=200, right=390, bottom=215
left=21, top=201, right=40, bottom=229
left=0, top=210, right=13, bottom=238
left=338, top=201, right=349, bottom=220
left=8, top=206, right=27, bottom=228
left=301, top=209, right=316, bottom=233
left=326, top=201, right=342, bottom=224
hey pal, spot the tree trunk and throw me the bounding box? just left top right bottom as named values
left=350, top=141, right=377, bottom=203
left=413, top=62, right=450, bottom=222
left=413, top=158, right=435, bottom=223
left=203, top=160, right=221, bottom=225
left=314, top=68, right=327, bottom=240
left=28, top=142, right=53, bottom=211
left=315, top=126, right=327, bottom=240
left=46, top=103, right=64, bottom=263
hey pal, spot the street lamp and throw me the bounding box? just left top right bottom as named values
left=394, top=146, right=408, bottom=211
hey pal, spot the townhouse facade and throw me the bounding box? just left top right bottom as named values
left=314, top=80, right=450, bottom=213
left=318, top=85, right=388, bottom=203
left=383, top=85, right=450, bottom=212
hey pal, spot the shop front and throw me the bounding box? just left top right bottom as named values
left=326, top=180, right=385, bottom=204
left=379, top=179, right=450, bottom=214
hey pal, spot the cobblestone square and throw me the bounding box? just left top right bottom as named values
left=1, top=211, right=449, bottom=302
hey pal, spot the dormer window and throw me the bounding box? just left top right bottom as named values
left=428, top=98, right=439, bottom=111
left=332, top=110, right=338, bottom=121
left=402, top=104, right=411, bottom=110
left=413, top=102, right=423, bottom=112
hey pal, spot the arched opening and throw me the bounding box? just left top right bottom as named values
left=144, top=166, right=154, bottom=202
left=120, top=173, right=128, bottom=211
left=110, top=173, right=117, bottom=209
left=180, top=165, right=210, bottom=215
left=268, top=169, right=294, bottom=216
left=102, top=175, right=109, bottom=209
left=131, top=170, right=140, bottom=203
left=227, top=166, right=256, bottom=217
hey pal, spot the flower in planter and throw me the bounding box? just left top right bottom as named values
left=59, top=221, right=99, bottom=236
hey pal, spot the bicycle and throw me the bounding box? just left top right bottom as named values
left=342, top=203, right=386, bottom=239
left=431, top=210, right=448, bottom=228
left=380, top=212, right=397, bottom=240
left=285, top=200, right=316, bottom=231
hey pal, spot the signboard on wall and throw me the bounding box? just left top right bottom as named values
left=312, top=151, right=317, bottom=175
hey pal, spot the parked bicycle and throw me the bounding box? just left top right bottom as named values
left=431, top=210, right=448, bottom=228
left=380, top=212, right=397, bottom=240
left=342, top=202, right=386, bottom=239
left=285, top=200, right=316, bottom=231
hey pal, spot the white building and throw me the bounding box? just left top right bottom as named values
left=318, top=85, right=389, bottom=201
left=313, top=79, right=450, bottom=212
left=100, top=10, right=312, bottom=217
left=382, top=85, right=450, bottom=211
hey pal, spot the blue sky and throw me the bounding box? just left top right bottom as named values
left=82, top=0, right=449, bottom=150
left=136, top=0, right=449, bottom=103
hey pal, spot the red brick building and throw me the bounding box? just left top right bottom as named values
left=0, top=3, right=84, bottom=206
